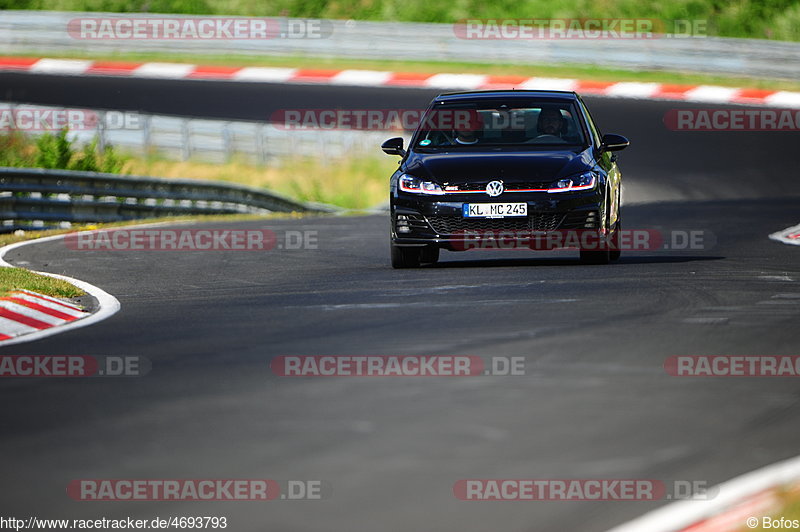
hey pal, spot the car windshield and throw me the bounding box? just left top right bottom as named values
left=414, top=100, right=587, bottom=149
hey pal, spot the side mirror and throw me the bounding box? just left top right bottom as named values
left=600, top=133, right=629, bottom=152
left=381, top=137, right=405, bottom=156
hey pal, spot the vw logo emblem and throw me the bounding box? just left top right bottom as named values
left=486, top=180, right=504, bottom=197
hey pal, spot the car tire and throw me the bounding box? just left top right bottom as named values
left=420, top=245, right=440, bottom=265
left=580, top=198, right=612, bottom=265
left=609, top=220, right=621, bottom=261
left=580, top=246, right=611, bottom=265
left=391, top=245, right=422, bottom=268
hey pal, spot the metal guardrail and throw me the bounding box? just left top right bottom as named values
left=0, top=102, right=393, bottom=163
left=2, top=11, right=800, bottom=79
left=0, top=167, right=333, bottom=231
left=0, top=102, right=390, bottom=231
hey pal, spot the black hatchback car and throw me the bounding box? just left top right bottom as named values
left=382, top=90, right=629, bottom=268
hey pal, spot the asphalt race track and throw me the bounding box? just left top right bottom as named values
left=0, top=73, right=799, bottom=532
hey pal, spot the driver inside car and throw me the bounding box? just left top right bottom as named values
left=452, top=111, right=484, bottom=145
left=454, top=127, right=479, bottom=145
left=537, top=107, right=567, bottom=138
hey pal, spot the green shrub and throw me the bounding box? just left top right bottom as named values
left=34, top=128, right=73, bottom=169
left=0, top=128, right=128, bottom=173
left=0, top=132, right=36, bottom=167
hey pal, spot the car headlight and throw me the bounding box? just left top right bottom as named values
left=399, top=174, right=444, bottom=195
left=547, top=172, right=597, bottom=193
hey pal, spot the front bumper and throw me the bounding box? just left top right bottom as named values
left=390, top=191, right=603, bottom=249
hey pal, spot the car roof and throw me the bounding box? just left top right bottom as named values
left=434, top=90, right=579, bottom=103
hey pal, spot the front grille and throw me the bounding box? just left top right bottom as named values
left=530, top=212, right=565, bottom=231
left=446, top=183, right=484, bottom=192
left=426, top=213, right=564, bottom=234
left=506, top=181, right=552, bottom=191
left=447, top=181, right=552, bottom=192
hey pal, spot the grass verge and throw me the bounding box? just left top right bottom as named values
left=8, top=50, right=800, bottom=92
left=0, top=267, right=84, bottom=298
left=121, top=156, right=395, bottom=210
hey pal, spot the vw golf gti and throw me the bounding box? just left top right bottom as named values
left=382, top=90, right=629, bottom=268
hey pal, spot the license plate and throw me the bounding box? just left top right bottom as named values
left=463, top=203, right=527, bottom=218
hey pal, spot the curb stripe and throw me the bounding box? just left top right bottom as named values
left=232, top=66, right=296, bottom=82
left=86, top=61, right=142, bottom=75
left=187, top=65, right=240, bottom=79
left=331, top=69, right=393, bottom=85
left=131, top=62, right=195, bottom=78
left=3, top=297, right=81, bottom=321
left=29, top=58, right=93, bottom=74
left=17, top=290, right=84, bottom=311
left=0, top=307, right=53, bottom=329
left=0, top=289, right=90, bottom=341
left=683, top=85, right=740, bottom=103
left=575, top=80, right=617, bottom=94
left=425, top=73, right=488, bottom=89
left=0, top=316, right=36, bottom=336
left=3, top=56, right=798, bottom=107
left=291, top=69, right=342, bottom=81
left=385, top=72, right=433, bottom=86
left=13, top=296, right=83, bottom=315
left=0, top=57, right=39, bottom=69
left=0, top=301, right=64, bottom=325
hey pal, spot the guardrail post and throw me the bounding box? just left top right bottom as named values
left=256, top=124, right=266, bottom=166
left=143, top=115, right=152, bottom=157
left=181, top=119, right=191, bottom=161
left=97, top=110, right=106, bottom=153
left=223, top=123, right=232, bottom=163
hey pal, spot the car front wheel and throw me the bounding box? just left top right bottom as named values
left=391, top=245, right=422, bottom=268
left=580, top=200, right=615, bottom=265
left=609, top=220, right=621, bottom=261
left=420, top=245, right=439, bottom=265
